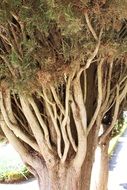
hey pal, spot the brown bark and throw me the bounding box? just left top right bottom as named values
left=97, top=137, right=110, bottom=190
left=30, top=161, right=83, bottom=190
left=34, top=163, right=49, bottom=190
left=81, top=124, right=100, bottom=190
left=80, top=63, right=99, bottom=190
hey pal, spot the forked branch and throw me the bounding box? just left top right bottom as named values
left=0, top=91, right=40, bottom=152
left=0, top=114, right=35, bottom=166
left=71, top=97, right=87, bottom=171
left=99, top=86, right=120, bottom=143
left=28, top=97, right=52, bottom=150
left=19, top=95, right=56, bottom=166
left=43, top=89, right=62, bottom=159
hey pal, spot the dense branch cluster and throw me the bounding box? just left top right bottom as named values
left=0, top=0, right=127, bottom=173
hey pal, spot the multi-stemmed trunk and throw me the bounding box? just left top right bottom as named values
left=24, top=151, right=89, bottom=190
left=0, top=58, right=125, bottom=190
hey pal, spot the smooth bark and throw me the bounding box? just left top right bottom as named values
left=31, top=161, right=84, bottom=190
left=97, top=137, right=110, bottom=190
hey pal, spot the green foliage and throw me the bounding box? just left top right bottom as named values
left=111, top=116, right=124, bottom=137
left=0, top=167, right=31, bottom=183
left=0, top=142, right=31, bottom=183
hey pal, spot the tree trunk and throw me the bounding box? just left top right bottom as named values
left=81, top=124, right=100, bottom=190
left=80, top=60, right=98, bottom=190
left=97, top=137, right=110, bottom=190
left=32, top=161, right=84, bottom=190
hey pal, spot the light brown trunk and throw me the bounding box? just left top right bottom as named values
left=97, top=138, right=110, bottom=190
left=27, top=155, right=84, bottom=190
left=36, top=165, right=82, bottom=190
left=81, top=124, right=99, bottom=190
left=81, top=60, right=98, bottom=190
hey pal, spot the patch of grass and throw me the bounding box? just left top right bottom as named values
left=0, top=166, right=32, bottom=183
left=0, top=143, right=33, bottom=183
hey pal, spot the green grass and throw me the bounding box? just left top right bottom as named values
left=0, top=166, right=31, bottom=183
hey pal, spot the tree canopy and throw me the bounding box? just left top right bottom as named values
left=0, top=0, right=127, bottom=92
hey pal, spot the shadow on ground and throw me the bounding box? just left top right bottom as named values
left=120, top=183, right=127, bottom=189
left=109, top=141, right=124, bottom=171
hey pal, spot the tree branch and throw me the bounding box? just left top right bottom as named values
left=61, top=76, right=71, bottom=163
left=84, top=71, right=87, bottom=103
left=42, top=89, right=62, bottom=159
left=66, top=117, right=77, bottom=152
left=50, top=86, right=65, bottom=115
left=19, top=94, right=56, bottom=167
left=101, top=61, right=113, bottom=113
left=119, top=81, right=127, bottom=102
left=79, top=29, right=102, bottom=74
left=70, top=69, right=88, bottom=169
left=71, top=97, right=87, bottom=171
left=50, top=85, right=77, bottom=153
left=28, top=97, right=52, bottom=150
left=73, top=76, right=87, bottom=134
left=87, top=59, right=103, bottom=135
left=99, top=85, right=120, bottom=143
left=0, top=115, right=34, bottom=166
left=0, top=91, right=40, bottom=152
left=84, top=12, right=98, bottom=41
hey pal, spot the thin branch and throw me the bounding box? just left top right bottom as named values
left=84, top=71, right=87, bottom=103
left=0, top=115, right=35, bottom=166
left=0, top=91, right=39, bottom=152
left=50, top=86, right=65, bottom=115
left=8, top=22, right=23, bottom=60
left=99, top=86, right=120, bottom=143
left=51, top=86, right=77, bottom=152
left=84, top=12, right=98, bottom=41
left=61, top=76, right=71, bottom=163
left=19, top=95, right=56, bottom=166
left=40, top=90, right=54, bottom=107
left=85, top=28, right=103, bottom=68
left=66, top=118, right=77, bottom=152
left=12, top=93, right=32, bottom=134
left=79, top=29, right=102, bottom=74
left=119, top=82, right=127, bottom=102
left=101, top=61, right=113, bottom=113
left=28, top=97, right=52, bottom=150
left=105, top=75, right=127, bottom=113
left=110, top=72, right=127, bottom=98
left=87, top=59, right=104, bottom=135
left=42, top=89, right=62, bottom=159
